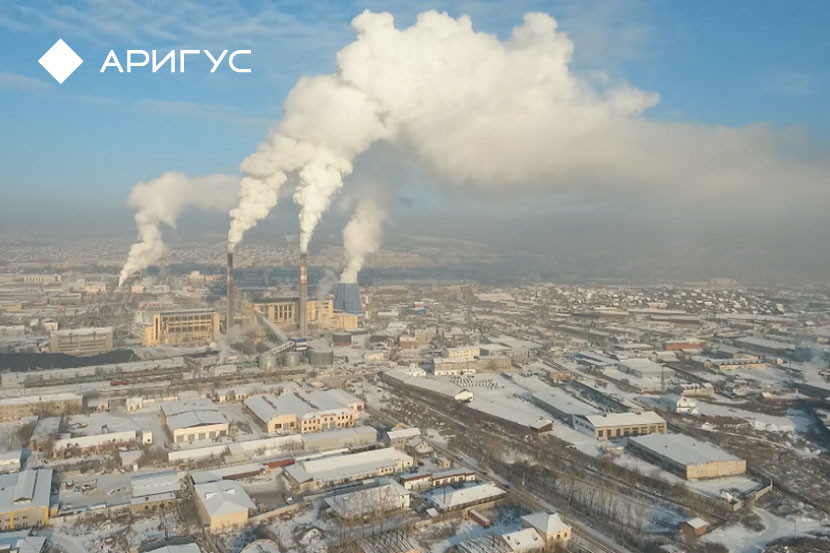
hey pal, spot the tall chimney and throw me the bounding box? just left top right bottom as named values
left=298, top=252, right=308, bottom=337
left=226, top=251, right=234, bottom=334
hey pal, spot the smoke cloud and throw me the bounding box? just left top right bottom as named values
left=120, top=172, right=240, bottom=286
left=341, top=194, right=387, bottom=283
left=227, top=10, right=828, bottom=253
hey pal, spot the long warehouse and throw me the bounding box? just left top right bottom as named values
left=628, top=433, right=746, bottom=480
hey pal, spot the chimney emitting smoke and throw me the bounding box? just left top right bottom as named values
left=298, top=252, right=308, bottom=338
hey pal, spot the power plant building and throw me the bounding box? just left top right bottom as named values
left=628, top=434, right=746, bottom=480
left=244, top=297, right=357, bottom=333
left=142, top=309, right=221, bottom=347
left=48, top=327, right=113, bottom=356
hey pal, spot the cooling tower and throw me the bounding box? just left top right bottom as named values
left=226, top=252, right=234, bottom=333
left=334, top=282, right=362, bottom=315
left=298, top=252, right=308, bottom=337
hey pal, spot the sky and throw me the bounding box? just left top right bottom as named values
left=0, top=0, right=828, bottom=280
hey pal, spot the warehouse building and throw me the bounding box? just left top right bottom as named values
left=531, top=388, right=599, bottom=426
left=426, top=483, right=506, bottom=513
left=0, top=393, right=82, bottom=423
left=194, top=479, right=255, bottom=530
left=324, top=479, right=411, bottom=519
left=285, top=448, right=414, bottom=491
left=243, top=390, right=362, bottom=434
left=130, top=471, right=180, bottom=513
left=574, top=411, right=666, bottom=440
left=628, top=434, right=746, bottom=480
left=0, top=469, right=53, bottom=530
left=160, top=399, right=229, bottom=444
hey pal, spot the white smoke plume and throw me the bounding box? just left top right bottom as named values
left=227, top=10, right=828, bottom=252
left=316, top=268, right=339, bottom=301
left=120, top=172, right=240, bottom=286
left=341, top=194, right=387, bottom=283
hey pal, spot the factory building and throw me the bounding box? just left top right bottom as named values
left=574, top=411, right=666, bottom=440
left=142, top=309, right=220, bottom=347
left=628, top=434, right=746, bottom=480
left=0, top=469, right=53, bottom=530
left=48, top=327, right=113, bottom=356
left=0, top=393, right=82, bottom=423
left=334, top=282, right=362, bottom=315
left=243, top=389, right=363, bottom=434
left=244, top=297, right=357, bottom=333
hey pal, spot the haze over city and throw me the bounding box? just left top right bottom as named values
left=0, top=2, right=829, bottom=553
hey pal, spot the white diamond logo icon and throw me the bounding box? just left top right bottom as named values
left=38, top=39, right=83, bottom=84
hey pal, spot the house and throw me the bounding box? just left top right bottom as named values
left=660, top=394, right=699, bottom=415
left=406, top=436, right=434, bottom=457
left=521, top=512, right=572, bottom=543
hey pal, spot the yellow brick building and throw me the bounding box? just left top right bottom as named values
left=143, top=309, right=220, bottom=347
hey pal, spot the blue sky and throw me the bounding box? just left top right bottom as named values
left=0, top=0, right=828, bottom=238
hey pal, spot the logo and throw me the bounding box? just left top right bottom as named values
left=38, top=39, right=84, bottom=84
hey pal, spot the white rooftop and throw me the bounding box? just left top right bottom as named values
left=522, top=511, right=570, bottom=537
left=194, top=479, right=255, bottom=518
left=584, top=411, right=665, bottom=428
left=629, top=433, right=743, bottom=466
left=428, top=483, right=505, bottom=511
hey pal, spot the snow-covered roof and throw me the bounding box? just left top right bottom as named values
left=386, top=427, right=421, bottom=440
left=428, top=483, right=505, bottom=511
left=629, top=434, right=742, bottom=466
left=521, top=512, right=570, bottom=537
left=0, top=468, right=51, bottom=513
left=286, top=448, right=412, bottom=485
left=194, top=480, right=255, bottom=518
left=501, top=528, right=544, bottom=552
left=584, top=411, right=665, bottom=428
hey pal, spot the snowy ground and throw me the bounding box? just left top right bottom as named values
left=704, top=508, right=830, bottom=553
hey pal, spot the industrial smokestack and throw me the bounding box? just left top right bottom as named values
left=298, top=252, right=308, bottom=337
left=226, top=252, right=234, bottom=334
